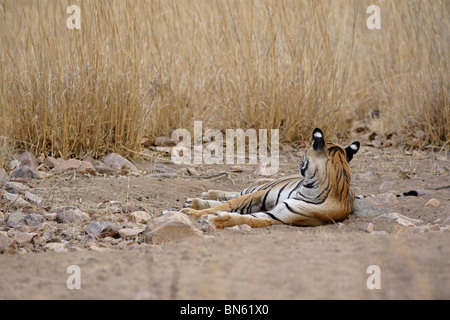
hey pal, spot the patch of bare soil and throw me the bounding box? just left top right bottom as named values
left=0, top=146, right=449, bottom=299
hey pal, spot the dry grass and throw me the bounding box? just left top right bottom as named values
left=0, top=0, right=448, bottom=161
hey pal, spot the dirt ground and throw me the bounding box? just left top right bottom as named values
left=0, top=144, right=449, bottom=300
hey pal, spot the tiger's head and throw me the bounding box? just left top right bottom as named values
left=299, top=128, right=359, bottom=211
left=300, top=128, right=359, bottom=180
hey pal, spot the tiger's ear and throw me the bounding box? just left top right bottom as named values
left=345, top=141, right=360, bottom=162
left=312, top=128, right=325, bottom=151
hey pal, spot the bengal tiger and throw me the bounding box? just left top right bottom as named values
left=181, top=128, right=361, bottom=228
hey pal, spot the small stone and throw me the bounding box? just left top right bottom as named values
left=94, top=162, right=114, bottom=175
left=9, top=160, right=20, bottom=171
left=43, top=242, right=68, bottom=253
left=0, top=233, right=14, bottom=253
left=53, top=159, right=82, bottom=173
left=351, top=198, right=393, bottom=217
left=5, top=210, right=26, bottom=227
left=229, top=165, right=243, bottom=172
left=0, top=168, right=9, bottom=187
left=102, top=153, right=137, bottom=171
left=186, top=167, right=199, bottom=176
left=129, top=211, right=152, bottom=224
left=118, top=228, right=144, bottom=239
left=396, top=217, right=415, bottom=227
left=144, top=211, right=203, bottom=244
left=18, top=152, right=39, bottom=170
left=151, top=164, right=176, bottom=174
left=84, top=221, right=119, bottom=237
left=24, top=191, right=43, bottom=205
left=3, top=181, right=30, bottom=193
left=2, top=193, right=32, bottom=208
left=56, top=209, right=90, bottom=225
left=24, top=213, right=44, bottom=226
left=360, top=222, right=374, bottom=233
left=43, top=156, right=60, bottom=169
left=424, top=198, right=440, bottom=207
left=10, top=166, right=41, bottom=179
left=12, top=232, right=38, bottom=246
left=77, top=161, right=96, bottom=174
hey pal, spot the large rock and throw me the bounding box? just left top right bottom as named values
left=144, top=211, right=203, bottom=244
left=102, top=153, right=137, bottom=171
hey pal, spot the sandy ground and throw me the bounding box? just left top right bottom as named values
left=0, top=145, right=449, bottom=300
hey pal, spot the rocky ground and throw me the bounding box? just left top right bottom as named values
left=0, top=136, right=449, bottom=299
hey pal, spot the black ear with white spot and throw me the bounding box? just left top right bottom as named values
left=345, top=141, right=360, bottom=162
left=312, top=128, right=325, bottom=151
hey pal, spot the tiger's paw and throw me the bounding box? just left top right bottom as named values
left=183, top=198, right=205, bottom=210
left=200, top=212, right=231, bottom=229
left=181, top=207, right=204, bottom=221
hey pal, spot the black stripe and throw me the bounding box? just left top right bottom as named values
left=265, top=212, right=284, bottom=223
left=284, top=202, right=312, bottom=218
left=288, top=180, right=303, bottom=198
left=261, top=190, right=270, bottom=212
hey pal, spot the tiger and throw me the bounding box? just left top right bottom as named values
left=181, top=128, right=361, bottom=228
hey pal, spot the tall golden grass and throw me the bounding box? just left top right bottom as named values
left=0, top=0, right=448, bottom=161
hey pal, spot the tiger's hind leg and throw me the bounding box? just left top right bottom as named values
left=182, top=189, right=267, bottom=221
left=202, top=212, right=283, bottom=229
left=184, top=190, right=240, bottom=209
left=184, top=198, right=221, bottom=210
left=201, top=190, right=240, bottom=201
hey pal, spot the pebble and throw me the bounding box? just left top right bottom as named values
left=424, top=198, right=440, bottom=207
left=3, top=182, right=30, bottom=193
left=118, top=228, right=144, bottom=239
left=0, top=233, right=14, bottom=253
left=102, top=153, right=137, bottom=171
left=24, top=214, right=44, bottom=226
left=18, top=152, right=39, bottom=170
left=43, top=156, right=60, bottom=169
left=151, top=164, right=176, bottom=174
left=55, top=209, right=90, bottom=225
left=129, top=211, right=152, bottom=224
left=84, top=221, right=119, bottom=237
left=43, top=242, right=68, bottom=253
left=10, top=166, right=41, bottom=179
left=0, top=168, right=10, bottom=187
left=12, top=232, right=38, bottom=246
left=360, top=222, right=374, bottom=233
left=24, top=191, right=43, bottom=205
left=52, top=159, right=82, bottom=173
left=351, top=198, right=393, bottom=217
left=144, top=211, right=203, bottom=244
